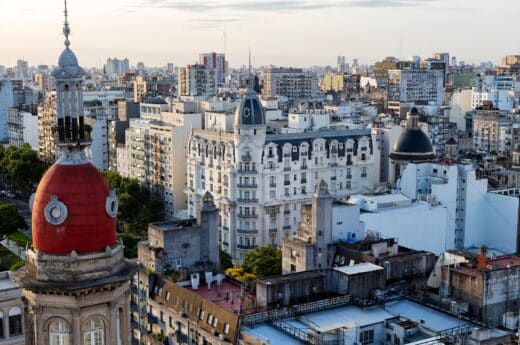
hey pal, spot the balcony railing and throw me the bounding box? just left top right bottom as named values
left=237, top=198, right=258, bottom=203
left=237, top=169, right=258, bottom=174
left=237, top=213, right=258, bottom=219
left=237, top=228, right=259, bottom=234
left=237, top=244, right=258, bottom=250
left=237, top=183, right=258, bottom=188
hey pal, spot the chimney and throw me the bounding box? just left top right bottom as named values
left=477, top=245, right=487, bottom=270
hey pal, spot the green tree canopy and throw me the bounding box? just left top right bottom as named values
left=0, top=204, right=26, bottom=237
left=101, top=171, right=163, bottom=236
left=241, top=245, right=282, bottom=279
left=0, top=144, right=46, bottom=194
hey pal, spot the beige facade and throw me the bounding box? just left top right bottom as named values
left=37, top=92, right=57, bottom=163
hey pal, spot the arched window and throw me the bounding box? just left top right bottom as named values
left=82, top=318, right=104, bottom=345
left=49, top=319, right=71, bottom=345
left=8, top=307, right=22, bottom=337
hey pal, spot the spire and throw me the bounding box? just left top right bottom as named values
left=63, top=0, right=71, bottom=48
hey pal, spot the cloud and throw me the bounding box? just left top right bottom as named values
left=137, top=0, right=436, bottom=13
left=188, top=17, right=240, bottom=28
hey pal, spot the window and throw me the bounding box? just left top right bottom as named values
left=8, top=307, right=22, bottom=337
left=49, top=319, right=71, bottom=345
left=360, top=329, right=374, bottom=345
left=82, top=318, right=104, bottom=345
left=224, top=323, right=230, bottom=334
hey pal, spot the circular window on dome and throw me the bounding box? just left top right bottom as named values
left=44, top=195, right=68, bottom=225
left=243, top=107, right=251, bottom=118
left=105, top=190, right=118, bottom=219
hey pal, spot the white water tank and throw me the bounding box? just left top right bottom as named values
left=191, top=273, right=200, bottom=290
left=205, top=272, right=213, bottom=290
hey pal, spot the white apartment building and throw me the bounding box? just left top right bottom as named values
left=471, top=75, right=515, bottom=111
left=0, top=80, right=14, bottom=141
left=123, top=103, right=202, bottom=219
left=186, top=82, right=379, bottom=261
left=7, top=108, right=38, bottom=149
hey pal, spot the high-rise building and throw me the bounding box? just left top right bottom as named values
left=199, top=52, right=227, bottom=84
left=37, top=92, right=57, bottom=162
left=337, top=55, right=346, bottom=73
left=133, top=75, right=147, bottom=102
left=13, top=3, right=136, bottom=344
left=104, top=57, right=130, bottom=78
left=262, top=67, right=319, bottom=105
left=0, top=80, right=15, bottom=141
left=387, top=69, right=444, bottom=106
left=178, top=64, right=216, bottom=98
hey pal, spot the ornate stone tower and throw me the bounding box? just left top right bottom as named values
left=13, top=2, right=136, bottom=344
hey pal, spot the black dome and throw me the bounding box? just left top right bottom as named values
left=390, top=128, right=434, bottom=161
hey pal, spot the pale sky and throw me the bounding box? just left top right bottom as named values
left=0, top=0, right=519, bottom=69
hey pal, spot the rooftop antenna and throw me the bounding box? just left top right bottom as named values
left=248, top=45, right=252, bottom=75
left=63, top=0, right=71, bottom=48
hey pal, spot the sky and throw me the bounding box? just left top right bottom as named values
left=0, top=0, right=519, bottom=69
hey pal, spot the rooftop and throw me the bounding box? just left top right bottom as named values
left=334, top=263, right=383, bottom=275
left=453, top=255, right=520, bottom=276
left=186, top=279, right=256, bottom=315
left=244, top=323, right=303, bottom=344
left=385, top=300, right=469, bottom=332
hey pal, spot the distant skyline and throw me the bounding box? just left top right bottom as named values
left=1, top=0, right=519, bottom=68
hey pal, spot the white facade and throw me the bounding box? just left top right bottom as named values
left=358, top=162, right=518, bottom=255
left=186, top=125, right=379, bottom=261
left=471, top=75, right=516, bottom=111
left=388, top=69, right=444, bottom=106
left=116, top=145, right=129, bottom=177
left=86, top=117, right=109, bottom=171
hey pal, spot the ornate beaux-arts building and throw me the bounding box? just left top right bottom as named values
left=13, top=2, right=136, bottom=344
left=186, top=78, right=380, bottom=262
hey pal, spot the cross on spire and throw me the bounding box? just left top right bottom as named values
left=63, top=0, right=71, bottom=48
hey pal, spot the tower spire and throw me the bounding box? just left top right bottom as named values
left=63, top=0, right=71, bottom=48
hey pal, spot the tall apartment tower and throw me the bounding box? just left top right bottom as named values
left=13, top=3, right=136, bottom=344
left=199, top=52, right=227, bottom=85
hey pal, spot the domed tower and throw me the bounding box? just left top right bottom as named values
left=389, top=107, right=435, bottom=184
left=13, top=2, right=136, bottom=344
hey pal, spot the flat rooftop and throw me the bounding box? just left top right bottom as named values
left=0, top=272, right=19, bottom=291
left=299, top=304, right=394, bottom=332
left=385, top=300, right=469, bottom=332
left=335, top=262, right=383, bottom=275
left=244, top=323, right=303, bottom=344
left=149, top=219, right=198, bottom=231
left=186, top=280, right=256, bottom=315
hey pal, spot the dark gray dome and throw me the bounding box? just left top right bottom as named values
left=234, top=88, right=265, bottom=126
left=390, top=128, right=434, bottom=161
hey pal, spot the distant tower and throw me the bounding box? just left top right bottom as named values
left=445, top=137, right=458, bottom=160
left=13, top=2, right=137, bottom=344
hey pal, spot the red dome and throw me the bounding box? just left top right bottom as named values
left=32, top=162, right=117, bottom=255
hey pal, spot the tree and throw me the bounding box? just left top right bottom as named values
left=0, top=145, right=46, bottom=194
left=0, top=204, right=26, bottom=237
left=101, top=171, right=163, bottom=235
left=241, top=245, right=282, bottom=279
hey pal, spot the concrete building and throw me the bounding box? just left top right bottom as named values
left=471, top=107, right=512, bottom=155
left=178, top=64, right=217, bottom=98
left=199, top=52, right=228, bottom=85
left=471, top=74, right=515, bottom=111
left=7, top=106, right=38, bottom=149
left=138, top=192, right=220, bottom=273
left=133, top=75, right=147, bottom=103
left=440, top=250, right=520, bottom=326
left=262, top=68, right=320, bottom=105
left=104, top=57, right=129, bottom=79
left=186, top=79, right=379, bottom=261
left=388, top=69, right=445, bottom=107
left=37, top=92, right=57, bottom=163
left=0, top=80, right=15, bottom=141
left=0, top=271, right=24, bottom=345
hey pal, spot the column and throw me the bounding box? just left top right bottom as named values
left=3, top=308, right=9, bottom=340
left=73, top=309, right=81, bottom=345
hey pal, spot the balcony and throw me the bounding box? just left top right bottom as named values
left=270, top=182, right=277, bottom=188
left=283, top=166, right=291, bottom=171
left=347, top=161, right=353, bottom=166
left=237, top=183, right=258, bottom=189
left=301, top=165, right=308, bottom=170
left=237, top=213, right=258, bottom=219
left=301, top=178, right=307, bottom=184
left=237, top=228, right=259, bottom=234
left=284, top=180, right=290, bottom=186
left=283, top=225, right=291, bottom=230
left=346, top=174, right=352, bottom=179
left=237, top=244, right=258, bottom=250
left=237, top=169, right=258, bottom=174
left=237, top=198, right=258, bottom=203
